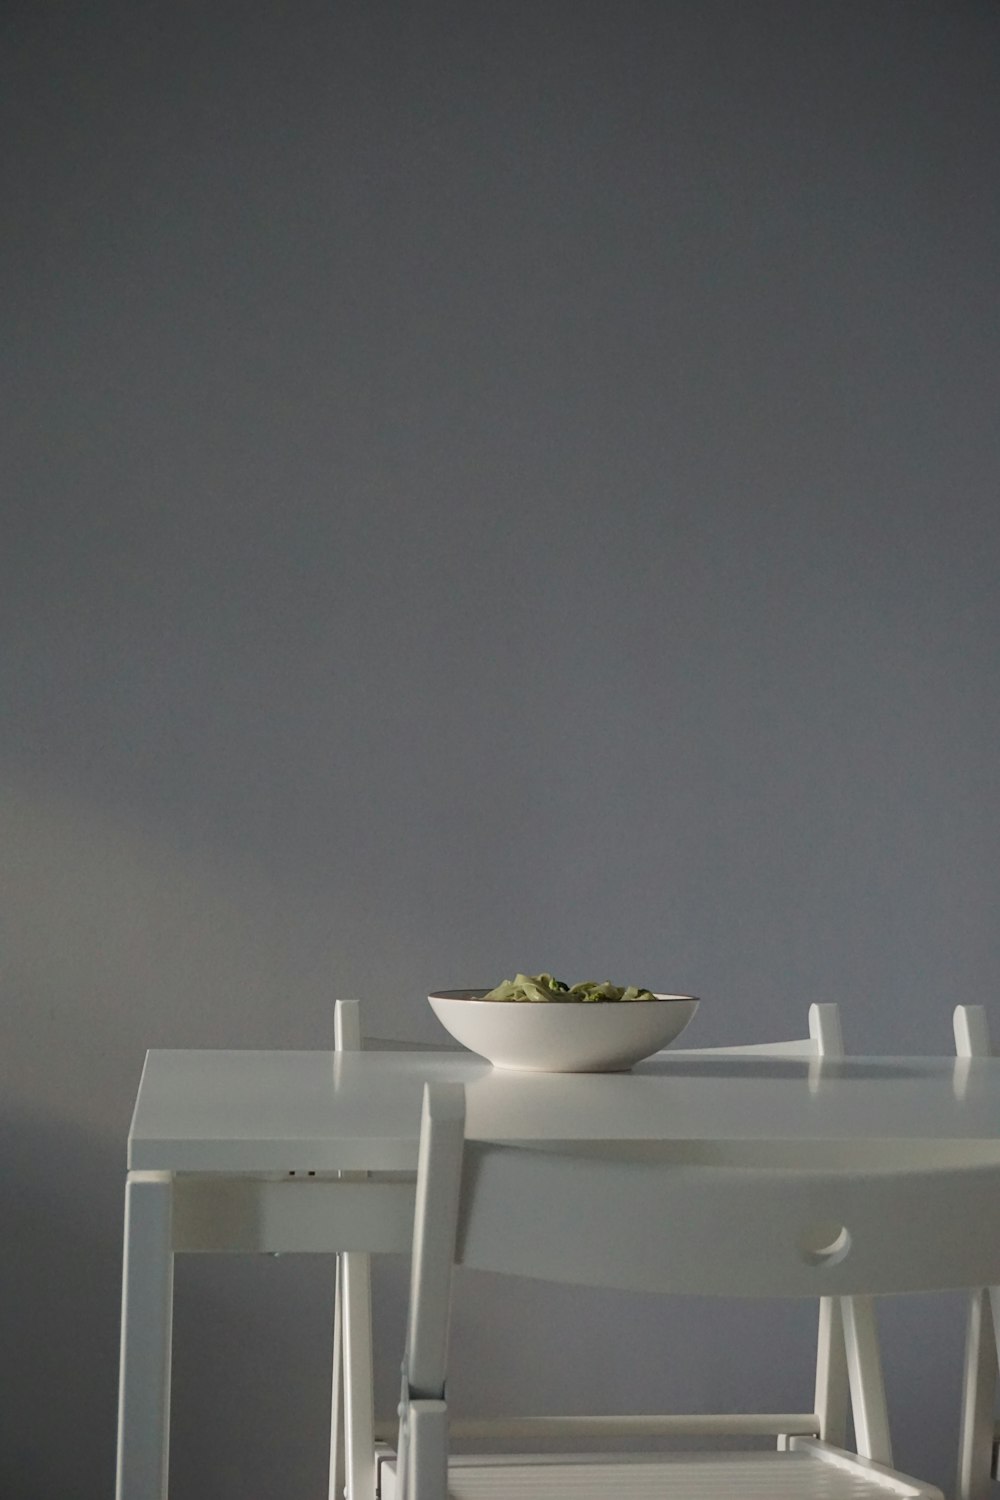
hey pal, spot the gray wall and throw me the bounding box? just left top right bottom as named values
left=2, top=2, right=999, bottom=1495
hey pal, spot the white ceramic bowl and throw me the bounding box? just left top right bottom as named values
left=427, top=990, right=699, bottom=1072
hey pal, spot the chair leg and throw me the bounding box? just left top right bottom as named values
left=842, top=1295, right=892, bottom=1468
left=814, top=1296, right=849, bottom=1449
left=329, top=1256, right=346, bottom=1500
left=957, top=1289, right=998, bottom=1500
left=406, top=1400, right=448, bottom=1500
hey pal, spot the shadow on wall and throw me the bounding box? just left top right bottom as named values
left=0, top=768, right=417, bottom=1499
left=0, top=767, right=348, bottom=1071
left=0, top=1108, right=122, bottom=1500
left=0, top=1103, right=343, bottom=1500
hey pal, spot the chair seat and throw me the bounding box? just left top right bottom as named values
left=380, top=1441, right=941, bottom=1500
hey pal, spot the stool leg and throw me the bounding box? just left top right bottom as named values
left=116, top=1172, right=174, bottom=1500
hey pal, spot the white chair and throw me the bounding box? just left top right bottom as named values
left=386, top=1081, right=950, bottom=1500
left=954, top=1004, right=999, bottom=1500
left=330, top=1002, right=463, bottom=1500
left=330, top=1001, right=873, bottom=1500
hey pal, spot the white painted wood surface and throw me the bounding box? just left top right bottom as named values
left=129, top=1048, right=1000, bottom=1174
left=381, top=1447, right=941, bottom=1500
left=332, top=996, right=374, bottom=1500
left=115, top=1173, right=174, bottom=1500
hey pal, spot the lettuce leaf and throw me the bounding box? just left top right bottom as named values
left=483, top=973, right=655, bottom=1002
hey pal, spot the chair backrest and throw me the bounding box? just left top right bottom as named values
left=955, top=1004, right=992, bottom=1060
left=335, top=998, right=463, bottom=1054
left=402, top=1083, right=1000, bottom=1428
left=418, top=1091, right=1000, bottom=1301
left=678, top=1000, right=843, bottom=1058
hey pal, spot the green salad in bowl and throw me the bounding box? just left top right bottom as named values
left=484, top=972, right=656, bottom=1003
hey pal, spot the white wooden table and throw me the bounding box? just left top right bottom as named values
left=115, top=1048, right=1000, bottom=1499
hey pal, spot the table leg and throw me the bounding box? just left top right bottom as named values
left=957, top=1289, right=998, bottom=1500
left=116, top=1172, right=174, bottom=1500
left=342, top=1251, right=376, bottom=1500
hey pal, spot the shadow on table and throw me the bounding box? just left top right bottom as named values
left=640, top=1055, right=936, bottom=1081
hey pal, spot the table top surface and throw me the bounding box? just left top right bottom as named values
left=128, top=1047, right=1000, bottom=1173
